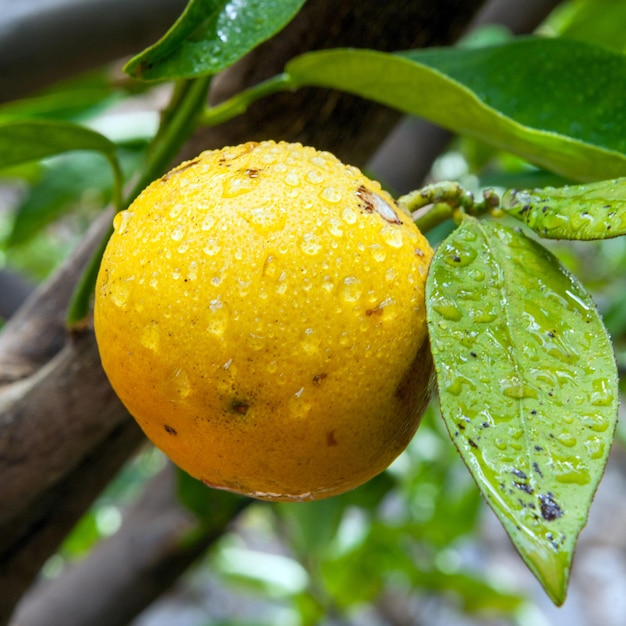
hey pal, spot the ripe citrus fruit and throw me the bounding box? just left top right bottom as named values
left=94, top=141, right=434, bottom=501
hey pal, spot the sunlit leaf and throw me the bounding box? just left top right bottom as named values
left=286, top=38, right=626, bottom=181
left=426, top=218, right=618, bottom=605
left=125, top=0, right=306, bottom=81
left=503, top=177, right=626, bottom=240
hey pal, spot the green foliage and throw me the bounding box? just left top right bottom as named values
left=4, top=0, right=626, bottom=619
left=286, top=38, right=626, bottom=181
left=125, top=0, right=306, bottom=81
left=426, top=218, right=618, bottom=604
left=503, top=177, right=626, bottom=240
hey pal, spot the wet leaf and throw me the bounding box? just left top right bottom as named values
left=125, top=0, right=306, bottom=81
left=502, top=178, right=626, bottom=240
left=286, top=38, right=626, bottom=181
left=426, top=218, right=618, bottom=605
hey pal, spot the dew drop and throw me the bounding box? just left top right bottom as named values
left=113, top=210, right=133, bottom=235
left=187, top=261, right=198, bottom=281
left=203, top=238, right=221, bottom=256
left=584, top=436, right=605, bottom=460
left=170, top=225, right=185, bottom=241
left=380, top=225, right=403, bottom=248
left=167, top=367, right=191, bottom=400
left=222, top=177, right=253, bottom=198
left=444, top=243, right=477, bottom=267
left=327, top=217, right=343, bottom=237
left=432, top=298, right=463, bottom=321
left=201, top=215, right=216, bottom=231
left=140, top=322, right=160, bottom=352
left=285, top=171, right=300, bottom=186
left=207, top=298, right=229, bottom=337
left=371, top=244, right=386, bottom=263
left=169, top=203, right=184, bottom=219
left=307, top=169, right=325, bottom=184
left=340, top=276, right=362, bottom=302
left=320, top=186, right=342, bottom=203
left=288, top=392, right=312, bottom=419
left=495, top=439, right=507, bottom=451
left=590, top=377, right=614, bottom=407
left=553, top=457, right=591, bottom=484
left=342, top=207, right=358, bottom=224
left=300, top=232, right=322, bottom=255
left=501, top=378, right=537, bottom=399
left=556, top=432, right=577, bottom=448
left=246, top=206, right=287, bottom=233
left=110, top=280, right=131, bottom=308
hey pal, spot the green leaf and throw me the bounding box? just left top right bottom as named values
left=426, top=218, right=618, bottom=605
left=0, top=120, right=118, bottom=169
left=558, top=0, right=626, bottom=53
left=125, top=0, right=306, bottom=82
left=286, top=38, right=626, bottom=181
left=502, top=177, right=626, bottom=240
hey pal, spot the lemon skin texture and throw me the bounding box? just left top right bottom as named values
left=94, top=141, right=434, bottom=501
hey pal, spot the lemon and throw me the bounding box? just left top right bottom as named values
left=94, top=141, right=434, bottom=501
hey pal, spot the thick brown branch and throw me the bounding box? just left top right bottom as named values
left=10, top=465, right=249, bottom=626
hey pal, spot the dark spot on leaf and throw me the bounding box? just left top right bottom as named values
left=519, top=205, right=531, bottom=215
left=470, top=351, right=477, bottom=358
left=326, top=430, right=337, bottom=446
left=515, top=481, right=534, bottom=495
left=452, top=254, right=462, bottom=263
left=468, top=438, right=478, bottom=448
left=512, top=469, right=527, bottom=480
left=164, top=424, right=177, bottom=435
left=533, top=461, right=543, bottom=478
left=539, top=493, right=563, bottom=521
left=535, top=445, right=544, bottom=451
left=457, top=422, right=466, bottom=431
left=531, top=410, right=537, bottom=415
left=481, top=422, right=490, bottom=428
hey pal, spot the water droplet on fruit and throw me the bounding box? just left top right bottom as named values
left=168, top=367, right=191, bottom=400
left=306, top=169, right=324, bottom=184
left=170, top=226, right=185, bottom=241
left=288, top=391, right=312, bottom=419
left=201, top=215, right=215, bottom=231
left=169, top=203, right=183, bottom=219
left=321, top=186, right=342, bottom=203
left=113, top=210, right=133, bottom=235
left=140, top=322, right=160, bottom=352
left=207, top=297, right=229, bottom=337
left=285, top=171, right=300, bottom=186
left=371, top=244, right=386, bottom=263
left=247, top=206, right=287, bottom=233
left=203, top=238, right=221, bottom=256
left=380, top=225, right=403, bottom=248
left=342, top=207, right=357, bottom=224
left=327, top=218, right=343, bottom=237
left=340, top=276, right=362, bottom=302
left=300, top=233, right=322, bottom=255
left=110, top=280, right=131, bottom=308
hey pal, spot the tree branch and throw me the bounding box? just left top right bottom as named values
left=0, top=0, right=188, bottom=103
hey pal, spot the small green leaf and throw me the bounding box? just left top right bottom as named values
left=0, top=120, right=118, bottom=170
left=502, top=178, right=626, bottom=240
left=286, top=38, right=626, bottom=181
left=125, top=0, right=306, bottom=82
left=426, top=218, right=618, bottom=605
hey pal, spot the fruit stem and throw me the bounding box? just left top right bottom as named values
left=198, top=73, right=295, bottom=127
left=400, top=182, right=500, bottom=233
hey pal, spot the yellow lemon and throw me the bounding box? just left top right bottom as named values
left=94, top=141, right=434, bottom=501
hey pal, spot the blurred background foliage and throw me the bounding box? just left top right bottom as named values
left=1, top=0, right=625, bottom=624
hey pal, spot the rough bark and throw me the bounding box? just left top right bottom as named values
left=0, top=0, right=493, bottom=623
